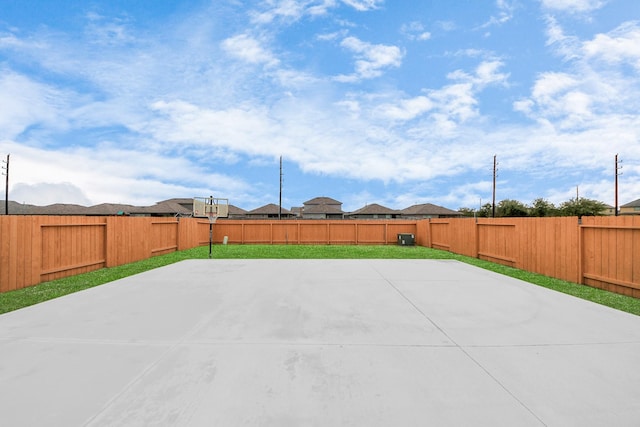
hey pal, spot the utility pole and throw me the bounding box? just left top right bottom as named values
left=278, top=156, right=283, bottom=220
left=2, top=154, right=8, bottom=215
left=615, top=154, right=622, bottom=216
left=492, top=155, right=497, bottom=218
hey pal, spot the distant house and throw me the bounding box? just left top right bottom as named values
left=79, top=201, right=192, bottom=217
left=289, top=206, right=303, bottom=218
left=400, top=203, right=463, bottom=219
left=245, top=203, right=295, bottom=219
left=160, top=198, right=198, bottom=213
left=302, top=197, right=344, bottom=219
left=23, top=203, right=89, bottom=216
left=620, top=198, right=640, bottom=215
left=2, top=199, right=195, bottom=217
left=346, top=203, right=401, bottom=219
left=226, top=204, right=248, bottom=219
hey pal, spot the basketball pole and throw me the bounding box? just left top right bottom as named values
left=209, top=196, right=213, bottom=259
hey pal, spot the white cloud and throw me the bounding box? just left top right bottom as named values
left=544, top=16, right=582, bottom=60
left=316, top=30, right=348, bottom=41
left=517, top=20, right=640, bottom=131
left=582, top=22, right=640, bottom=70
left=249, top=0, right=380, bottom=24
left=221, top=34, right=280, bottom=67
left=4, top=139, right=247, bottom=206
left=250, top=0, right=331, bottom=24
left=479, top=0, right=516, bottom=29
left=335, top=36, right=403, bottom=81
left=0, top=71, right=69, bottom=140
left=471, top=60, right=510, bottom=87
left=84, top=12, right=134, bottom=46
left=10, top=182, right=92, bottom=206
left=340, top=0, right=383, bottom=11
left=376, top=96, right=433, bottom=121
left=400, top=22, right=431, bottom=41
left=540, top=0, right=607, bottom=12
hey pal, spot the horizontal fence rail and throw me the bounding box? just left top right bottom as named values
left=1, top=216, right=638, bottom=298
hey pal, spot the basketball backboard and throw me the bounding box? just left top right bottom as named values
left=193, top=197, right=229, bottom=218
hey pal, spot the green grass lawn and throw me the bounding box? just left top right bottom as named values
left=1, top=244, right=639, bottom=316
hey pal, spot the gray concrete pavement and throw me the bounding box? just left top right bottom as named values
left=0, top=259, right=639, bottom=426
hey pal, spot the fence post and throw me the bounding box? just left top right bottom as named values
left=105, top=216, right=114, bottom=267
left=577, top=216, right=583, bottom=285
left=474, top=217, right=479, bottom=259
left=31, top=216, right=43, bottom=289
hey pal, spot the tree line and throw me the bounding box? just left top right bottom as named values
left=459, top=197, right=610, bottom=218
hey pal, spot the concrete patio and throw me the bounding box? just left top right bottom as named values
left=1, top=259, right=639, bottom=426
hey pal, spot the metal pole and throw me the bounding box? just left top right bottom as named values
left=2, top=154, right=8, bottom=215
left=492, top=155, right=496, bottom=218
left=615, top=154, right=619, bottom=216
left=209, top=196, right=213, bottom=259
left=279, top=156, right=282, bottom=220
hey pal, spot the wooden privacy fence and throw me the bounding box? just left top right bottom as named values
left=1, top=217, right=417, bottom=293
left=424, top=216, right=640, bottom=298
left=0, top=216, right=202, bottom=293
left=1, top=215, right=639, bottom=298
left=208, top=220, right=420, bottom=246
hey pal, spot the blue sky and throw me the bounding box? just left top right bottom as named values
left=1, top=0, right=639, bottom=212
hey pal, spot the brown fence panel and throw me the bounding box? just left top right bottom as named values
left=354, top=222, right=384, bottom=244
left=299, top=222, right=329, bottom=244
left=415, top=220, right=429, bottom=247
left=212, top=221, right=242, bottom=244
left=106, top=217, right=152, bottom=267
left=39, top=216, right=107, bottom=283
left=429, top=220, right=451, bottom=251
left=449, top=218, right=477, bottom=257
left=0, top=216, right=41, bottom=292
left=580, top=216, right=640, bottom=297
left=477, top=219, right=518, bottom=267
left=151, top=219, right=179, bottom=256
left=272, top=222, right=300, bottom=244
left=177, top=217, right=201, bottom=250
left=242, top=223, right=272, bottom=244
left=330, top=222, right=357, bottom=244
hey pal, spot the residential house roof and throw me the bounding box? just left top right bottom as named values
left=135, top=201, right=192, bottom=216
left=348, top=203, right=400, bottom=216
left=0, top=201, right=35, bottom=215
left=247, top=203, right=292, bottom=215
left=302, top=197, right=343, bottom=214
left=304, top=204, right=344, bottom=214
left=303, top=197, right=342, bottom=206
left=621, top=198, right=640, bottom=207
left=84, top=203, right=138, bottom=215
left=400, top=203, right=462, bottom=217
left=228, top=204, right=248, bottom=215
left=27, top=203, right=89, bottom=215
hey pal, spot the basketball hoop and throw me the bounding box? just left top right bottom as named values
left=193, top=196, right=228, bottom=259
